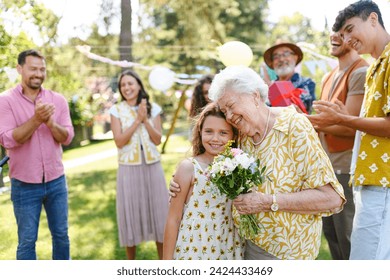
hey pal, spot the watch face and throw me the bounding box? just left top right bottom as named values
left=271, top=203, right=279, bottom=212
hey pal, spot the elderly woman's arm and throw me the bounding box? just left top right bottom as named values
left=233, top=183, right=343, bottom=215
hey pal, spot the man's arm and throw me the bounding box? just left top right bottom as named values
left=12, top=102, right=54, bottom=144
left=45, top=116, right=69, bottom=143
left=308, top=101, right=390, bottom=138
left=314, top=94, right=364, bottom=137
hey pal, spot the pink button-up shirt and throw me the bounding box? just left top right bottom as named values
left=0, top=85, right=74, bottom=183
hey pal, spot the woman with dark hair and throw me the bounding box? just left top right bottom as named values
left=188, top=75, right=213, bottom=118
left=109, top=70, right=168, bottom=260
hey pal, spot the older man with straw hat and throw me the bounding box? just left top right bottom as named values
left=264, top=42, right=316, bottom=113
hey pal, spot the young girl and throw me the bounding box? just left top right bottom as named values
left=163, top=103, right=244, bottom=260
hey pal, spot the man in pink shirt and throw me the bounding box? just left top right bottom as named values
left=0, top=49, right=74, bottom=259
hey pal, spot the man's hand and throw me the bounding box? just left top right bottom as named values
left=35, top=101, right=55, bottom=124
left=307, top=100, right=345, bottom=128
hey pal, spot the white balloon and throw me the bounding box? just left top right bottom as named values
left=148, top=66, right=175, bottom=91
left=218, top=41, right=253, bottom=67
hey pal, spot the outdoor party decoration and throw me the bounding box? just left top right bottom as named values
left=148, top=66, right=176, bottom=91
left=75, top=46, right=198, bottom=89
left=75, top=44, right=339, bottom=91
left=218, top=41, right=253, bottom=67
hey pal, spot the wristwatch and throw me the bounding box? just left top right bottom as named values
left=271, top=193, right=279, bottom=212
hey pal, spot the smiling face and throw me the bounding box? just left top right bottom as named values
left=217, top=89, right=258, bottom=137
left=201, top=115, right=234, bottom=157
left=339, top=13, right=376, bottom=55
left=329, top=32, right=353, bottom=58
left=17, top=55, right=46, bottom=91
left=271, top=46, right=297, bottom=78
left=119, top=74, right=141, bottom=105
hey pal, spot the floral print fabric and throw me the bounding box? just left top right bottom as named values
left=173, top=158, right=244, bottom=260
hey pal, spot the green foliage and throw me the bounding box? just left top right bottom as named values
left=0, top=3, right=36, bottom=92
left=68, top=93, right=95, bottom=127
left=136, top=0, right=268, bottom=72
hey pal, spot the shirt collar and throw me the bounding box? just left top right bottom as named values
left=272, top=106, right=296, bottom=135
left=368, top=42, right=390, bottom=79
left=15, top=84, right=45, bottom=100
left=276, top=72, right=299, bottom=82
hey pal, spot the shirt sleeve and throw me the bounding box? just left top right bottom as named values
left=0, top=94, right=22, bottom=149
left=151, top=103, right=162, bottom=118
left=289, top=113, right=346, bottom=215
left=109, top=104, right=119, bottom=118
left=385, top=60, right=390, bottom=115
left=58, top=94, right=74, bottom=146
left=347, top=67, right=368, bottom=96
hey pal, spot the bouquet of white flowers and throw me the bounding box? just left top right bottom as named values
left=208, top=140, right=268, bottom=239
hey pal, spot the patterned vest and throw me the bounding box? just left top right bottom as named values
left=115, top=102, right=161, bottom=165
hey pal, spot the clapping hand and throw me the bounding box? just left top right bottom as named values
left=35, top=101, right=55, bottom=124
left=137, top=99, right=147, bottom=123
left=307, top=100, right=347, bottom=128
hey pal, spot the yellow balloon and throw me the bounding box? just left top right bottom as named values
left=218, top=41, right=253, bottom=67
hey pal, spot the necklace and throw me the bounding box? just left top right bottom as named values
left=249, top=108, right=271, bottom=146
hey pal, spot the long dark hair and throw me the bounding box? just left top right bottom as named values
left=189, top=74, right=213, bottom=118
left=191, top=102, right=238, bottom=156
left=118, top=70, right=152, bottom=117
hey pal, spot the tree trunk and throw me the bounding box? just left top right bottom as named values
left=119, top=0, right=133, bottom=65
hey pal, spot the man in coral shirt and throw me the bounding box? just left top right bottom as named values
left=0, top=49, right=74, bottom=259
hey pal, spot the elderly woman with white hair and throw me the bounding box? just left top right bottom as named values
left=170, top=65, right=345, bottom=260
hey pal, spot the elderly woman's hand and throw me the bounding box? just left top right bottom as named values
left=233, top=192, right=272, bottom=215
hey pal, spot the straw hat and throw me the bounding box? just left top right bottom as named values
left=263, top=42, right=303, bottom=69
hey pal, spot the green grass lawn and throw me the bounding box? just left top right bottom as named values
left=0, top=132, right=331, bottom=260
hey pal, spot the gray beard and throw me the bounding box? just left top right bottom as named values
left=274, top=65, right=295, bottom=77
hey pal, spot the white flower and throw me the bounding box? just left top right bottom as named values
left=222, top=157, right=236, bottom=174
left=235, top=153, right=255, bottom=169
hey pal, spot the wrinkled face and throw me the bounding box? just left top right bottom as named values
left=271, top=46, right=297, bottom=76
left=217, top=89, right=257, bottom=137
left=330, top=32, right=352, bottom=58
left=17, top=56, right=46, bottom=90
left=339, top=14, right=375, bottom=55
left=201, top=115, right=234, bottom=156
left=119, top=75, right=141, bottom=104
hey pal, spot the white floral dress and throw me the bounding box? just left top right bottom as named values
left=173, top=158, right=244, bottom=260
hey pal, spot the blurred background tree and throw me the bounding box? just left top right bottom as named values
left=0, top=0, right=332, bottom=148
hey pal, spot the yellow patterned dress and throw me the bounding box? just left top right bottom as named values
left=173, top=158, right=244, bottom=260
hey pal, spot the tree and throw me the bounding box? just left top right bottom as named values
left=119, top=0, right=133, bottom=64
left=133, top=0, right=269, bottom=152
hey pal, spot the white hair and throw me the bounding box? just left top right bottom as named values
left=208, top=65, right=269, bottom=101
